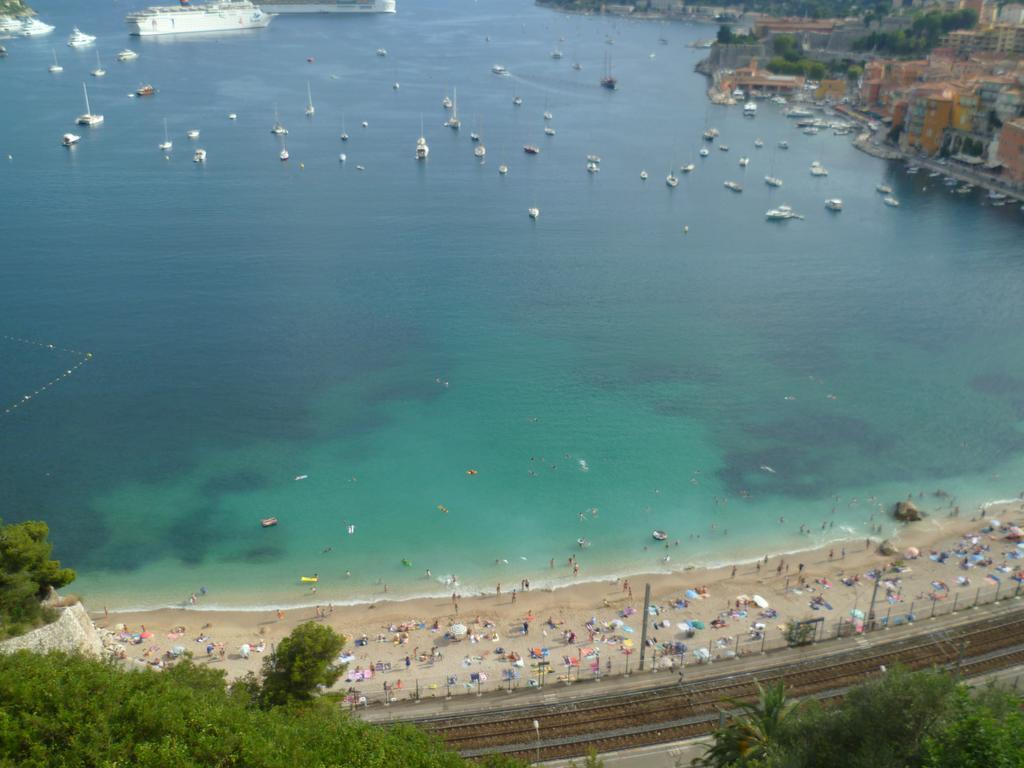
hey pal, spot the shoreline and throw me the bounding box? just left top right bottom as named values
left=92, top=499, right=1024, bottom=686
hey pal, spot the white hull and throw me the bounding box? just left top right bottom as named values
left=127, top=3, right=272, bottom=36
left=259, top=0, right=395, bottom=11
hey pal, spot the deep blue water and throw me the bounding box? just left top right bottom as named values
left=2, top=0, right=1023, bottom=609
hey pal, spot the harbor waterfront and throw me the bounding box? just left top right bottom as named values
left=1, top=0, right=1023, bottom=612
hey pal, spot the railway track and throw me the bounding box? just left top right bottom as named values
left=405, top=609, right=1024, bottom=761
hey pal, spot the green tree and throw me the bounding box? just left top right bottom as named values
left=694, top=681, right=800, bottom=767
left=773, top=33, right=798, bottom=60
left=922, top=686, right=1024, bottom=768
left=806, top=62, right=827, bottom=81
left=717, top=25, right=734, bottom=44
left=0, top=519, right=75, bottom=637
left=260, top=621, right=346, bottom=708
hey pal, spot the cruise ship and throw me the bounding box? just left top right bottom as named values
left=126, top=0, right=272, bottom=36
left=259, top=0, right=395, bottom=13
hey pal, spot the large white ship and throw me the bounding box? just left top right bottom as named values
left=258, top=0, right=395, bottom=13
left=126, top=0, right=272, bottom=36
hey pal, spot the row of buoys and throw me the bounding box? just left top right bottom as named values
left=1, top=336, right=92, bottom=418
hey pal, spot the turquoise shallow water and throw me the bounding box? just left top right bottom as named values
left=2, top=0, right=1024, bottom=610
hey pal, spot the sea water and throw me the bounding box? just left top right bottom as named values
left=1, top=0, right=1023, bottom=610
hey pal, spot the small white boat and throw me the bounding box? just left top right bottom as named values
left=67, top=27, right=96, bottom=48
left=743, top=102, right=757, bottom=115
left=280, top=147, right=289, bottom=161
left=356, top=164, right=365, bottom=171
left=186, top=129, right=199, bottom=139
left=544, top=126, right=555, bottom=136
left=699, top=148, right=709, bottom=157
left=652, top=530, right=668, bottom=541
left=512, top=94, right=522, bottom=106
left=48, top=49, right=63, bottom=73
left=543, top=111, right=553, bottom=121
left=470, top=132, right=480, bottom=142
left=586, top=155, right=601, bottom=164
left=883, top=196, right=900, bottom=207
left=528, top=207, right=540, bottom=219
left=718, top=145, right=729, bottom=152
left=765, top=205, right=801, bottom=220
left=809, top=161, right=828, bottom=177
left=445, top=87, right=460, bottom=129
left=117, top=49, right=139, bottom=61
left=825, top=198, right=843, bottom=211
left=764, top=176, right=783, bottom=187
left=159, top=118, right=172, bottom=151
left=76, top=83, right=104, bottom=126
left=474, top=144, right=486, bottom=158
left=361, top=121, right=368, bottom=128
left=340, top=115, right=349, bottom=141
left=305, top=82, right=315, bottom=117
left=681, top=163, right=695, bottom=173
left=442, top=92, right=453, bottom=110
left=491, top=64, right=509, bottom=76
left=550, top=49, right=562, bottom=59
left=270, top=106, right=288, bottom=136
left=723, top=180, right=743, bottom=192
left=376, top=48, right=387, bottom=56
left=666, top=173, right=678, bottom=188
left=738, top=156, right=750, bottom=167
left=876, top=184, right=892, bottom=194
left=62, top=133, right=81, bottom=147
left=415, top=115, right=429, bottom=160
left=339, top=153, right=347, bottom=162
left=90, top=49, right=106, bottom=77
left=640, top=170, right=648, bottom=180
left=778, top=140, right=789, bottom=149
left=228, top=113, right=237, bottom=120
left=393, top=81, right=400, bottom=90
left=193, top=148, right=206, bottom=163
left=754, top=138, right=764, bottom=148
left=498, top=164, right=508, bottom=175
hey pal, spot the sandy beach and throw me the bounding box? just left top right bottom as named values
left=95, top=500, right=1024, bottom=695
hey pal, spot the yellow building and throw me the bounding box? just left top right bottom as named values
left=814, top=79, right=846, bottom=100
left=951, top=91, right=978, bottom=132
left=903, top=85, right=957, bottom=155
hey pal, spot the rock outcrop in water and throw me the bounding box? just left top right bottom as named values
left=0, top=0, right=31, bottom=17
left=893, top=500, right=923, bottom=522
left=878, top=539, right=898, bottom=556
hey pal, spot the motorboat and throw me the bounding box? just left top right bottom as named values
left=491, top=64, right=509, bottom=76
left=280, top=146, right=289, bottom=161
left=498, top=164, right=508, bottom=174
left=765, top=205, right=802, bottom=220
left=67, top=27, right=96, bottom=47
left=136, top=84, right=155, bottom=97
left=723, top=180, right=743, bottom=192
left=764, top=176, right=783, bottom=187
left=193, top=148, right=206, bottom=163
left=470, top=132, right=480, bottom=141
left=640, top=170, right=648, bottom=180
left=732, top=88, right=744, bottom=99
left=392, top=81, right=399, bottom=90
left=786, top=107, right=813, bottom=118
left=699, top=147, right=709, bottom=157
left=876, top=184, right=892, bottom=194
left=474, top=144, right=486, bottom=158
left=702, top=128, right=717, bottom=141
left=802, top=126, right=819, bottom=135
left=442, top=93, right=453, bottom=110
left=754, top=138, right=764, bottom=148
left=825, top=198, right=843, bottom=211
left=62, top=133, right=81, bottom=146
left=261, top=517, right=278, bottom=528
left=415, top=116, right=429, bottom=160
left=652, top=530, right=668, bottom=541
left=76, top=83, right=104, bottom=126
left=586, top=160, right=599, bottom=173
left=523, top=145, right=540, bottom=154
left=778, top=140, right=789, bottom=149
left=544, top=126, right=555, bottom=136
left=883, top=196, right=900, bottom=207
left=550, top=49, right=563, bottom=59
left=228, top=113, right=237, bottom=120
left=512, top=94, right=523, bottom=106
left=718, top=144, right=729, bottom=152
left=116, top=49, right=139, bottom=61
left=681, top=163, right=694, bottom=173
left=543, top=110, right=553, bottom=121
left=528, top=207, right=539, bottom=219
left=743, top=102, right=757, bottom=116
left=809, top=161, right=828, bottom=177
left=186, top=129, right=199, bottom=139
left=738, top=156, right=750, bottom=167
left=339, top=153, right=346, bottom=162
left=586, top=155, right=601, bottom=164
left=376, top=47, right=387, bottom=56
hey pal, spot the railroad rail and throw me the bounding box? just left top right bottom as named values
left=399, top=609, right=1024, bottom=761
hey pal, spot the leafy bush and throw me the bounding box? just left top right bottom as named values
left=0, top=519, right=76, bottom=638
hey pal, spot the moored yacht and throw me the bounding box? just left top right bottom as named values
left=159, top=118, right=172, bottom=151
left=825, top=198, right=843, bottom=211
left=48, top=49, right=63, bottom=73
left=528, top=207, right=539, bottom=219
left=699, top=147, right=709, bottom=157
left=743, top=102, right=757, bottom=116
left=666, top=171, right=678, bottom=188
left=67, top=27, right=96, bottom=47
left=117, top=49, right=139, bottom=61
left=415, top=115, right=428, bottom=160
left=271, top=106, right=288, bottom=135
left=193, top=148, right=206, bottom=163
left=22, top=18, right=55, bottom=36
left=723, top=180, right=743, bottom=192
left=765, top=204, right=802, bottom=220
left=681, top=163, right=695, bottom=173
left=876, top=184, right=892, bottom=194
left=76, top=83, right=104, bottom=126
left=91, top=49, right=106, bottom=77
left=764, top=175, right=783, bottom=187
left=62, top=133, right=81, bottom=146
left=883, top=196, right=900, bottom=207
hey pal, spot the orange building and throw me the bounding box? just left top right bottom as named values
left=902, top=84, right=958, bottom=155
left=998, top=119, right=1024, bottom=183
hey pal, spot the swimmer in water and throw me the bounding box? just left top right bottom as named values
left=322, top=546, right=333, bottom=554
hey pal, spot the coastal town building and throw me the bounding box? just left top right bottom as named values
left=942, top=24, right=1024, bottom=55
left=997, top=118, right=1024, bottom=181
left=729, top=58, right=805, bottom=93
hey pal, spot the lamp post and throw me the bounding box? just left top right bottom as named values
left=533, top=719, right=540, bottom=765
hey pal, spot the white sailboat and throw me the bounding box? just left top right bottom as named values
left=415, top=114, right=428, bottom=160
left=446, top=87, right=460, bottom=129
left=76, top=83, right=104, bottom=126
left=340, top=114, right=349, bottom=141
left=159, top=118, right=172, bottom=151
left=91, top=48, right=106, bottom=77
left=305, top=82, right=315, bottom=117
left=48, top=49, right=63, bottom=73
left=271, top=105, right=288, bottom=135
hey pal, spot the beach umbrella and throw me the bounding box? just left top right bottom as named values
left=677, top=622, right=691, bottom=632
left=690, top=620, right=705, bottom=630
left=904, top=547, right=920, bottom=558
left=753, top=595, right=770, bottom=609
left=850, top=608, right=865, bottom=619
left=450, top=623, right=468, bottom=637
